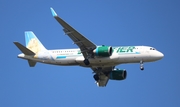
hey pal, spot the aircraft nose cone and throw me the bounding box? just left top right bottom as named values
left=157, top=52, right=164, bottom=59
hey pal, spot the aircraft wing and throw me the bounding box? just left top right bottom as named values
left=50, top=8, right=96, bottom=58
left=91, top=67, right=113, bottom=87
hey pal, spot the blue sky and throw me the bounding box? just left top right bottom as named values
left=1, top=0, right=180, bottom=107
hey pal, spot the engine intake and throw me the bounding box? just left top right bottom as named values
left=93, top=45, right=112, bottom=57
left=109, top=69, right=127, bottom=80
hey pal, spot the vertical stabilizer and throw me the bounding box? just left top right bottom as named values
left=25, top=31, right=47, bottom=54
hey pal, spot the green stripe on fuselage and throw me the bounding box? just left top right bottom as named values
left=116, top=46, right=136, bottom=53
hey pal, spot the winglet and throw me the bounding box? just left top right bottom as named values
left=50, top=7, right=58, bottom=17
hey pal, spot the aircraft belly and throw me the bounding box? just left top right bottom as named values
left=118, top=54, right=141, bottom=63
left=118, top=53, right=152, bottom=63
left=76, top=56, right=119, bottom=67
left=29, top=55, right=79, bottom=66
left=55, top=57, right=78, bottom=65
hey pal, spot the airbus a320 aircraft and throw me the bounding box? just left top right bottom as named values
left=14, top=8, right=164, bottom=87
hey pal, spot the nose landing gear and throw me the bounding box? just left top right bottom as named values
left=140, top=60, right=144, bottom=70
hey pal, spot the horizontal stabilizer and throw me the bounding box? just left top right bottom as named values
left=13, top=42, right=35, bottom=55
left=28, top=60, right=36, bottom=67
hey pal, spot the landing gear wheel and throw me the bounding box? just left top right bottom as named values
left=93, top=74, right=99, bottom=81
left=140, top=60, right=144, bottom=70
left=140, top=66, right=144, bottom=70
left=83, top=59, right=90, bottom=65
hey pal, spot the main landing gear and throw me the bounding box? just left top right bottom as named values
left=83, top=58, right=90, bottom=65
left=140, top=60, right=144, bottom=70
left=93, top=74, right=99, bottom=82
left=93, top=67, right=103, bottom=82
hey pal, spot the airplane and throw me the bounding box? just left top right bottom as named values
left=13, top=8, right=164, bottom=87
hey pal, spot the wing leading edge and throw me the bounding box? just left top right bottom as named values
left=50, top=8, right=96, bottom=58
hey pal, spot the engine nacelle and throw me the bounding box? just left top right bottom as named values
left=93, top=45, right=112, bottom=57
left=109, top=69, right=127, bottom=80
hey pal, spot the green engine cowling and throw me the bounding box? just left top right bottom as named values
left=93, top=45, right=112, bottom=57
left=109, top=69, right=127, bottom=80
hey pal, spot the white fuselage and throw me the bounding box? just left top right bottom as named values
left=18, top=46, right=164, bottom=68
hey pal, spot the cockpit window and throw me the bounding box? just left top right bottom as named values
left=150, top=48, right=156, bottom=50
